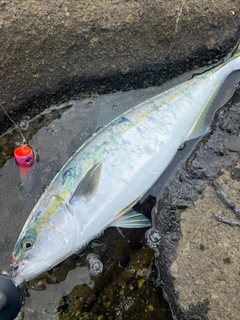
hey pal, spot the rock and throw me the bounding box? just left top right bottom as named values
left=155, top=86, right=240, bottom=318
left=0, top=0, right=240, bottom=131
left=171, top=173, right=240, bottom=320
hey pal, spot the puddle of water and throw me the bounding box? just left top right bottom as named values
left=0, top=87, right=173, bottom=319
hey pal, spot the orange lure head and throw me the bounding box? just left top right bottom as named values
left=14, top=145, right=34, bottom=167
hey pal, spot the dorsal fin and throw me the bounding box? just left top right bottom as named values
left=94, top=104, right=132, bottom=131
left=69, top=162, right=102, bottom=204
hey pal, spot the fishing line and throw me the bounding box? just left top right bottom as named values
left=1, top=106, right=35, bottom=168
left=1, top=105, right=27, bottom=145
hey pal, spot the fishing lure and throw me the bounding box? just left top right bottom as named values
left=1, top=107, right=35, bottom=192
left=14, top=144, right=34, bottom=168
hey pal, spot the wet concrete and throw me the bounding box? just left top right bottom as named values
left=0, top=87, right=173, bottom=319
left=1, top=0, right=240, bottom=131
left=21, top=228, right=172, bottom=320
left=154, top=86, right=240, bottom=319
left=1, top=50, right=240, bottom=319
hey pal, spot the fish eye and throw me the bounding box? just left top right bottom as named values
left=22, top=239, right=33, bottom=250
left=21, top=229, right=36, bottom=251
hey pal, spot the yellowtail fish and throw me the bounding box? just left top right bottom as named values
left=10, top=51, right=240, bottom=282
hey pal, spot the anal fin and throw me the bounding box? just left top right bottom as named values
left=110, top=209, right=151, bottom=228
left=114, top=196, right=141, bottom=219
left=186, top=123, right=211, bottom=141
left=110, top=196, right=151, bottom=229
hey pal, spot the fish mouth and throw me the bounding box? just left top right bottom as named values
left=9, top=256, right=25, bottom=279
left=9, top=256, right=48, bottom=282
left=9, top=256, right=18, bottom=265
left=9, top=261, right=20, bottom=278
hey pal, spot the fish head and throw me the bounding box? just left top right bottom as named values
left=10, top=197, right=77, bottom=282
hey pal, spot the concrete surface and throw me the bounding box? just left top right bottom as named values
left=1, top=1, right=240, bottom=319
left=0, top=0, right=240, bottom=131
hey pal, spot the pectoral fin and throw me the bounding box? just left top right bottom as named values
left=69, top=162, right=102, bottom=204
